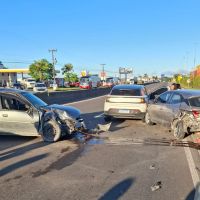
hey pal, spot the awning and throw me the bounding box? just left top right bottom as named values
left=0, top=69, right=29, bottom=73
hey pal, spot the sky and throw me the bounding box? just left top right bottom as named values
left=0, top=0, right=200, bottom=77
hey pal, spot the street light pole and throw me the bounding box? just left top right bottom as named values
left=49, top=49, right=57, bottom=83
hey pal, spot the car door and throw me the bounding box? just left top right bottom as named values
left=167, top=93, right=183, bottom=122
left=0, top=94, right=40, bottom=136
left=148, top=92, right=172, bottom=124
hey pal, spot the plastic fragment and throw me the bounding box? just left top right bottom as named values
left=151, top=181, right=162, bottom=191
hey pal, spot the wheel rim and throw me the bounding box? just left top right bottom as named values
left=43, top=124, right=56, bottom=141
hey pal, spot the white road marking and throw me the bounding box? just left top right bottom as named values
left=183, top=138, right=200, bottom=200
left=64, top=95, right=107, bottom=105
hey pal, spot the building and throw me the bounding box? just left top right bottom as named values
left=0, top=68, right=29, bottom=87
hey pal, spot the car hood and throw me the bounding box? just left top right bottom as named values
left=46, top=104, right=81, bottom=119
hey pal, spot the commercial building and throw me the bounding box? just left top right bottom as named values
left=0, top=68, right=29, bottom=87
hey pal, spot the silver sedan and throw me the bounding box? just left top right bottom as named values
left=145, top=89, right=200, bottom=139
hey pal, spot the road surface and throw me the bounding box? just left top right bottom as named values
left=0, top=95, right=199, bottom=200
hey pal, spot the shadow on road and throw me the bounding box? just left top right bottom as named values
left=0, top=140, right=51, bottom=162
left=0, top=153, right=49, bottom=177
left=185, top=182, right=200, bottom=200
left=0, top=135, right=36, bottom=151
left=98, top=177, right=135, bottom=200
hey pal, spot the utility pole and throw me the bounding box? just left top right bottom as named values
left=49, top=49, right=57, bottom=83
left=100, top=64, right=106, bottom=81
left=193, top=43, right=198, bottom=88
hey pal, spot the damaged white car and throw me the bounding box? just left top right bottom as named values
left=0, top=88, right=86, bottom=142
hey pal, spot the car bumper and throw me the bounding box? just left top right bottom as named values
left=104, top=110, right=145, bottom=119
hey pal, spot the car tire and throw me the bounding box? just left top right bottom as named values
left=104, top=115, right=112, bottom=122
left=173, top=120, right=185, bottom=140
left=41, top=120, right=61, bottom=142
left=145, top=112, right=153, bottom=125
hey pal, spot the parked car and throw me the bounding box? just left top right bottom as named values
left=104, top=84, right=148, bottom=121
left=145, top=89, right=200, bottom=139
left=105, top=77, right=119, bottom=87
left=0, top=88, right=86, bottom=142
left=69, top=82, right=80, bottom=87
left=80, top=75, right=101, bottom=89
left=12, top=83, right=24, bottom=90
left=33, top=83, right=48, bottom=92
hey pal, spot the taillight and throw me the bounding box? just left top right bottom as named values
left=192, top=110, right=200, bottom=118
left=140, top=98, right=145, bottom=103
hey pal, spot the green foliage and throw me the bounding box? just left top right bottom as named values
left=61, top=63, right=73, bottom=75
left=64, top=72, right=79, bottom=82
left=29, top=59, right=53, bottom=81
left=61, top=63, right=79, bottom=82
left=191, top=76, right=200, bottom=88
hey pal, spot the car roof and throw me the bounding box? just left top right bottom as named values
left=170, top=89, right=200, bottom=98
left=0, top=88, right=25, bottom=95
left=112, top=84, right=145, bottom=90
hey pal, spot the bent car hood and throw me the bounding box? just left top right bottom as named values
left=46, top=104, right=81, bottom=119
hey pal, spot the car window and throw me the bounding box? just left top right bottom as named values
left=21, top=92, right=47, bottom=109
left=36, top=83, right=45, bottom=87
left=111, top=88, right=144, bottom=96
left=0, top=95, right=29, bottom=111
left=149, top=87, right=168, bottom=100
left=189, top=97, right=200, bottom=107
left=157, top=92, right=171, bottom=103
left=170, top=94, right=182, bottom=104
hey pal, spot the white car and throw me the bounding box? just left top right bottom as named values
left=104, top=84, right=148, bottom=121
left=33, top=83, right=47, bottom=92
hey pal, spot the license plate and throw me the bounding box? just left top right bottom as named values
left=118, top=109, right=130, bottom=114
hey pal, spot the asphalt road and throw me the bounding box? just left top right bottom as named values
left=0, top=95, right=199, bottom=200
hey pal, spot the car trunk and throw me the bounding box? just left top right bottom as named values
left=106, top=95, right=146, bottom=104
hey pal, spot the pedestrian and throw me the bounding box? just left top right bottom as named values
left=168, top=83, right=177, bottom=90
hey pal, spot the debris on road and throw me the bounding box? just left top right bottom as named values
left=149, top=164, right=156, bottom=170
left=151, top=181, right=162, bottom=191
left=97, top=123, right=112, bottom=132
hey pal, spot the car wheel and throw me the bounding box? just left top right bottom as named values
left=173, top=120, right=185, bottom=140
left=41, top=120, right=61, bottom=142
left=145, top=112, right=153, bottom=125
left=104, top=115, right=112, bottom=122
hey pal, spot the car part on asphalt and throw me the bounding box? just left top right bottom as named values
left=151, top=181, right=162, bottom=191
left=145, top=112, right=154, bottom=125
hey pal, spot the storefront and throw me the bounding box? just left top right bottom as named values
left=0, top=69, right=29, bottom=87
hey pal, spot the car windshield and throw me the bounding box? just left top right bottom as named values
left=27, top=79, right=35, bottom=82
left=21, top=92, right=48, bottom=109
left=106, top=78, right=113, bottom=83
left=80, top=77, right=89, bottom=83
left=111, top=88, right=142, bottom=96
left=188, top=97, right=200, bottom=107
left=35, top=83, right=45, bottom=87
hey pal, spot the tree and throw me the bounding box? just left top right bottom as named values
left=61, top=63, right=79, bottom=82
left=65, top=72, right=79, bottom=82
left=61, top=63, right=73, bottom=75
left=29, top=59, right=53, bottom=81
